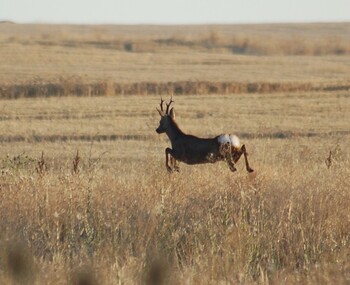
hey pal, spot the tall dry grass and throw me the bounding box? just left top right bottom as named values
left=0, top=93, right=349, bottom=284
left=0, top=143, right=349, bottom=284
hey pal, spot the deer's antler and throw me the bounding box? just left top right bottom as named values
left=156, top=97, right=165, bottom=116
left=159, top=97, right=165, bottom=111
left=165, top=94, right=174, bottom=114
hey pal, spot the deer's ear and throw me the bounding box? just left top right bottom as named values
left=169, top=108, right=175, bottom=120
left=156, top=108, right=165, bottom=117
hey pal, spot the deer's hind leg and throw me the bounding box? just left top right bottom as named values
left=220, top=142, right=237, bottom=172
left=242, top=145, right=254, bottom=172
left=232, top=144, right=254, bottom=173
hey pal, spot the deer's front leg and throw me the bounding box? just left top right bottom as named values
left=165, top=147, right=179, bottom=173
left=165, top=148, right=172, bottom=172
left=170, top=156, right=180, bottom=172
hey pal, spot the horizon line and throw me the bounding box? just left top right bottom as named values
left=1, top=19, right=350, bottom=26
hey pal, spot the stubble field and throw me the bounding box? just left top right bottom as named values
left=0, top=23, right=349, bottom=284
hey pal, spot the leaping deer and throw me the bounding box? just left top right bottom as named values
left=156, top=97, right=254, bottom=173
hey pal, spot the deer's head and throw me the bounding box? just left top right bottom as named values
left=156, top=97, right=175, bottom=134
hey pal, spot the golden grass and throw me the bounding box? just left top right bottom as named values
left=0, top=93, right=349, bottom=284
left=0, top=22, right=349, bottom=284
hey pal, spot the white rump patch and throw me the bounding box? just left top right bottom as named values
left=229, top=135, right=241, bottom=148
left=218, top=134, right=230, bottom=145
left=218, top=134, right=240, bottom=148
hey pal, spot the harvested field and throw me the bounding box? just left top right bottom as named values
left=1, top=23, right=350, bottom=98
left=0, top=23, right=349, bottom=284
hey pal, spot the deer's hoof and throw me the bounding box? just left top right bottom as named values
left=230, top=166, right=237, bottom=172
left=248, top=168, right=254, bottom=173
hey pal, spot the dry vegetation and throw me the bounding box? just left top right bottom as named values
left=0, top=93, right=349, bottom=284
left=0, top=23, right=350, bottom=284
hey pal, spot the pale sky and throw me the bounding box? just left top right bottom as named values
left=1, top=0, right=349, bottom=24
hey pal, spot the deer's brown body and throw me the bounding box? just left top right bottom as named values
left=156, top=97, right=254, bottom=173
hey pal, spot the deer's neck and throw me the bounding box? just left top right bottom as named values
left=166, top=119, right=185, bottom=142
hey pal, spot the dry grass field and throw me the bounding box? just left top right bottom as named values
left=0, top=23, right=350, bottom=284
